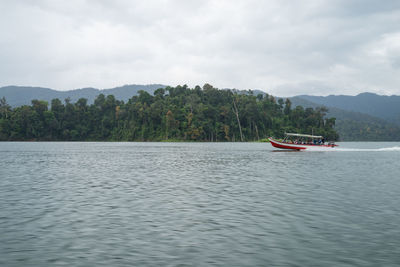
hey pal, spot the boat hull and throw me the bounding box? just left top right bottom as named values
left=268, top=138, right=337, bottom=150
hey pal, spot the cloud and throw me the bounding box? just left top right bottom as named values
left=1, top=0, right=400, bottom=96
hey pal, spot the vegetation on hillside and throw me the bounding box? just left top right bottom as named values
left=335, top=119, right=400, bottom=141
left=290, top=96, right=400, bottom=141
left=0, top=84, right=338, bottom=141
left=299, top=93, right=400, bottom=126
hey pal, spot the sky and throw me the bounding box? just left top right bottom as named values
left=1, top=0, right=400, bottom=96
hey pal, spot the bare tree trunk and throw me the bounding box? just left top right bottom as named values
left=255, top=124, right=260, bottom=141
left=232, top=98, right=244, bottom=142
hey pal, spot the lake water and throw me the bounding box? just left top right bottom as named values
left=1, top=142, right=400, bottom=266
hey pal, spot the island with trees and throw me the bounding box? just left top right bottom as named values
left=0, top=84, right=338, bottom=141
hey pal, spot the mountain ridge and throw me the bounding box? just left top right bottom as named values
left=0, top=84, right=166, bottom=107
left=297, top=92, right=400, bottom=126
left=289, top=96, right=400, bottom=141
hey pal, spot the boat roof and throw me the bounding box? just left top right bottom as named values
left=285, top=133, right=323, bottom=138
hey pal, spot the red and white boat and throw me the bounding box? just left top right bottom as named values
left=269, top=133, right=337, bottom=150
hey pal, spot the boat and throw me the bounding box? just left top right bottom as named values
left=268, top=133, right=337, bottom=150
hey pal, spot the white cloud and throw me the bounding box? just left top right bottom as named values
left=1, top=0, right=400, bottom=95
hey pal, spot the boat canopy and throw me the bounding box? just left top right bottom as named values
left=285, top=133, right=323, bottom=139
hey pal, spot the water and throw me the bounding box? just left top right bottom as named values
left=1, top=142, right=400, bottom=266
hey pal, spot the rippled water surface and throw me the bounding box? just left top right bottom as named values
left=1, top=142, right=400, bottom=266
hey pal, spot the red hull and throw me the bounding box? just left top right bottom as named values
left=268, top=138, right=337, bottom=150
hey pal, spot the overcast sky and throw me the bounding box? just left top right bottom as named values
left=1, top=0, right=400, bottom=96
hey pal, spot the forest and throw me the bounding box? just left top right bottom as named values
left=0, top=84, right=338, bottom=141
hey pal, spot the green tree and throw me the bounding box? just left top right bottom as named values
left=0, top=85, right=340, bottom=141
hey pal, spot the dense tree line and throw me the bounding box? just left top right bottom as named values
left=0, top=84, right=338, bottom=141
left=335, top=119, right=400, bottom=141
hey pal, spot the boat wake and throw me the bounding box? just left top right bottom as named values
left=305, top=146, right=400, bottom=152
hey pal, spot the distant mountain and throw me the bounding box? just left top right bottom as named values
left=290, top=96, right=390, bottom=122
left=297, top=93, right=400, bottom=126
left=290, top=96, right=400, bottom=141
left=0, top=84, right=166, bottom=107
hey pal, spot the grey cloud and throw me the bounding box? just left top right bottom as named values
left=1, top=0, right=400, bottom=96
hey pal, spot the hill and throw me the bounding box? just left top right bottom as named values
left=2, top=85, right=400, bottom=141
left=290, top=96, right=400, bottom=141
left=0, top=84, right=166, bottom=107
left=298, top=93, right=400, bottom=126
left=0, top=85, right=338, bottom=142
